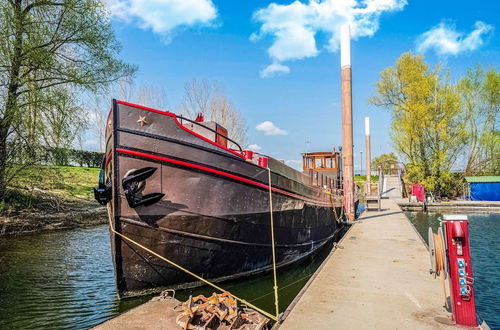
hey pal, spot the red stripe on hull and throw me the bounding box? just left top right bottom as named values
left=116, top=148, right=331, bottom=206
left=105, top=152, right=113, bottom=168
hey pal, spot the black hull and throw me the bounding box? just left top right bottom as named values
left=117, top=214, right=346, bottom=297
left=105, top=100, right=356, bottom=298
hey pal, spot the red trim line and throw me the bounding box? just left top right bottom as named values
left=105, top=152, right=112, bottom=168
left=116, top=148, right=329, bottom=205
left=117, top=100, right=175, bottom=117
left=116, top=100, right=245, bottom=159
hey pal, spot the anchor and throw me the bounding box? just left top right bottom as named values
left=122, top=167, right=164, bottom=208
left=94, top=156, right=111, bottom=205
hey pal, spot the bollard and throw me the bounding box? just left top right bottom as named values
left=258, top=156, right=268, bottom=168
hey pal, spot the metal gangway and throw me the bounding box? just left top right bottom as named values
left=365, top=161, right=404, bottom=211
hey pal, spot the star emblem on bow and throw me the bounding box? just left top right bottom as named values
left=137, top=116, right=148, bottom=127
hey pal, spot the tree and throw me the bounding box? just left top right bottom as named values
left=88, top=93, right=107, bottom=153
left=87, top=78, right=169, bottom=152
left=369, top=52, right=466, bottom=196
left=42, top=87, right=87, bottom=165
left=371, top=152, right=398, bottom=172
left=136, top=84, right=169, bottom=111
left=181, top=79, right=247, bottom=148
left=458, top=66, right=500, bottom=175
left=0, top=0, right=136, bottom=202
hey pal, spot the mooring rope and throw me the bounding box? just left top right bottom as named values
left=267, top=167, right=280, bottom=320
left=249, top=273, right=312, bottom=303
left=329, top=191, right=344, bottom=223
left=433, top=232, right=448, bottom=309
left=105, top=205, right=278, bottom=322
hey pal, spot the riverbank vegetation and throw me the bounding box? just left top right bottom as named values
left=0, top=0, right=135, bottom=206
left=0, top=165, right=105, bottom=235
left=0, top=1, right=248, bottom=215
left=370, top=53, right=499, bottom=198
left=3, top=166, right=99, bottom=212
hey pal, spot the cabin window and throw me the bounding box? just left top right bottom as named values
left=326, top=157, right=334, bottom=169
left=315, top=158, right=324, bottom=168
left=305, top=157, right=313, bottom=169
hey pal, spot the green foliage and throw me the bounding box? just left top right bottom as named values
left=458, top=66, right=500, bottom=176
left=70, top=149, right=104, bottom=168
left=354, top=175, right=379, bottom=183
left=4, top=165, right=100, bottom=212
left=40, top=147, right=103, bottom=167
left=371, top=153, right=398, bottom=172
left=370, top=52, right=467, bottom=197
left=371, top=53, right=499, bottom=197
left=0, top=0, right=136, bottom=202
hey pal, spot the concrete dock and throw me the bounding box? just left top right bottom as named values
left=280, top=199, right=454, bottom=329
left=397, top=199, right=500, bottom=213
left=94, top=297, right=180, bottom=329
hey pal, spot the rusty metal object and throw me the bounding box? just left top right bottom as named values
left=340, top=24, right=355, bottom=222
left=175, top=292, right=269, bottom=330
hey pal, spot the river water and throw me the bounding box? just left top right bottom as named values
left=405, top=211, right=500, bottom=329
left=1, top=209, right=498, bottom=329
left=0, top=225, right=338, bottom=329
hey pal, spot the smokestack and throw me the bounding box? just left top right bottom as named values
left=365, top=117, right=371, bottom=193
left=340, top=24, right=355, bottom=222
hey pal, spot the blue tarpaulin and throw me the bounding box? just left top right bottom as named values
left=470, top=182, right=500, bottom=201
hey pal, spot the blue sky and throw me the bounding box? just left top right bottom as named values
left=100, top=0, right=499, bottom=171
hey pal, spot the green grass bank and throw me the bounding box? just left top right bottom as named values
left=0, top=166, right=106, bottom=236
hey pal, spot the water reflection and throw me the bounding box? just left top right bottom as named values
left=0, top=227, right=121, bottom=329
left=0, top=224, right=340, bottom=329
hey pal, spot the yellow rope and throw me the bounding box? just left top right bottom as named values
left=267, top=167, right=280, bottom=320
left=433, top=232, right=448, bottom=309
left=329, top=191, right=344, bottom=223
left=326, top=188, right=344, bottom=223
left=106, top=206, right=278, bottom=321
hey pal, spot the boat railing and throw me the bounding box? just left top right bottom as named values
left=308, top=170, right=342, bottom=192
left=178, top=115, right=244, bottom=154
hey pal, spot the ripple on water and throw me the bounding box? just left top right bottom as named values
left=0, top=203, right=372, bottom=329
left=0, top=226, right=121, bottom=330
left=0, top=222, right=338, bottom=329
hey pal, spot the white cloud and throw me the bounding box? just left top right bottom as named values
left=247, top=144, right=262, bottom=151
left=251, top=0, right=406, bottom=76
left=416, top=21, right=493, bottom=56
left=255, top=121, right=288, bottom=135
left=259, top=63, right=290, bottom=78
left=106, top=0, right=217, bottom=42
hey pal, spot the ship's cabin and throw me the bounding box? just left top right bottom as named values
left=302, top=152, right=339, bottom=171
left=302, top=151, right=342, bottom=189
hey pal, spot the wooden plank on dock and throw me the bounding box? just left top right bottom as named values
left=279, top=199, right=455, bottom=329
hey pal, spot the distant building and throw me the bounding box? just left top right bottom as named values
left=465, top=176, right=500, bottom=201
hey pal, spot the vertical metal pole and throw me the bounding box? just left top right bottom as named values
left=365, top=117, right=371, bottom=194
left=267, top=168, right=279, bottom=320
left=360, top=151, right=363, bottom=176
left=341, top=24, right=355, bottom=222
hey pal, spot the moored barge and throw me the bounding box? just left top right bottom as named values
left=95, top=99, right=358, bottom=298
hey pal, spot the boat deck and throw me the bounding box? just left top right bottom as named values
left=279, top=199, right=455, bottom=329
